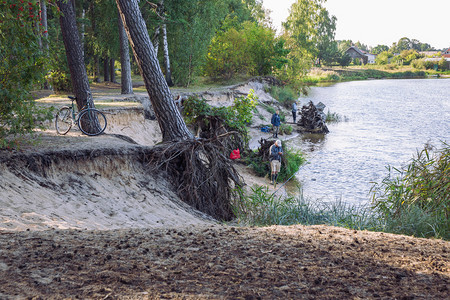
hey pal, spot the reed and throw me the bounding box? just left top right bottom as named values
left=371, top=142, right=449, bottom=240
left=232, top=186, right=379, bottom=231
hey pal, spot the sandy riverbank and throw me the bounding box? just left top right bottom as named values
left=0, top=81, right=448, bottom=299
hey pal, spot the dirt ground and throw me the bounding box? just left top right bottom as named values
left=0, top=225, right=448, bottom=299
left=0, top=83, right=449, bottom=299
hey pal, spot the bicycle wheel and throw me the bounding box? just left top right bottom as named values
left=77, top=108, right=107, bottom=136
left=55, top=106, right=73, bottom=135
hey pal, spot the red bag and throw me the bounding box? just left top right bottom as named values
left=230, top=149, right=240, bottom=160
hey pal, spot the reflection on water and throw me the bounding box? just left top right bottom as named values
left=286, top=78, right=450, bottom=205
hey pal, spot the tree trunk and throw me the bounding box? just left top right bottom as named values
left=57, top=0, right=92, bottom=110
left=80, top=8, right=85, bottom=58
left=93, top=55, right=100, bottom=82
left=118, top=12, right=133, bottom=94
left=115, top=0, right=192, bottom=141
left=110, top=58, right=116, bottom=83
left=40, top=0, right=51, bottom=90
left=152, top=26, right=160, bottom=55
left=103, top=57, right=110, bottom=82
left=161, top=23, right=174, bottom=87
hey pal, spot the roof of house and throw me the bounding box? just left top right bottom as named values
left=345, top=46, right=366, bottom=57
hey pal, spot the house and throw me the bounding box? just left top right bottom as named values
left=419, top=51, right=440, bottom=57
left=344, top=46, right=377, bottom=64
left=361, top=50, right=377, bottom=64
left=442, top=47, right=450, bottom=58
left=424, top=47, right=450, bottom=69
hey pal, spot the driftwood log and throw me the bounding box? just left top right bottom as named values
left=297, top=101, right=329, bottom=134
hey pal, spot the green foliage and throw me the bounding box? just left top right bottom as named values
left=372, top=44, right=389, bottom=54
left=337, top=51, right=351, bottom=67
left=243, top=141, right=304, bottom=182
left=205, top=21, right=288, bottom=79
left=438, top=58, right=448, bottom=71
left=0, top=0, right=54, bottom=147
left=325, top=110, right=346, bottom=123
left=183, top=89, right=258, bottom=141
left=269, top=85, right=298, bottom=108
left=232, top=186, right=378, bottom=230
left=232, top=89, right=258, bottom=124
left=280, top=0, right=336, bottom=84
left=303, top=69, right=341, bottom=84
left=371, top=142, right=450, bottom=240
left=390, top=37, right=433, bottom=53
left=278, top=147, right=304, bottom=181
left=375, top=51, right=393, bottom=65
left=279, top=123, right=293, bottom=135
left=159, top=0, right=233, bottom=86
left=49, top=70, right=72, bottom=92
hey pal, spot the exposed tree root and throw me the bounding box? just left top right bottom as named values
left=146, top=137, right=243, bottom=221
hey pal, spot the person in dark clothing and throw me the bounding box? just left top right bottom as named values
left=292, top=101, right=298, bottom=123
left=271, top=110, right=281, bottom=138
left=269, top=140, right=283, bottom=186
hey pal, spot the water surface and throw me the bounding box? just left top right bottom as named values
left=288, top=78, right=450, bottom=205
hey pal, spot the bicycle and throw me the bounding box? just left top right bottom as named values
left=55, top=94, right=107, bottom=136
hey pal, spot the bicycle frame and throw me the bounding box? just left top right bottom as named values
left=68, top=94, right=93, bottom=122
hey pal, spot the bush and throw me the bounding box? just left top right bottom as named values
left=269, top=85, right=298, bottom=108
left=244, top=142, right=304, bottom=183
left=49, top=70, right=72, bottom=92
left=371, top=142, right=449, bottom=240
left=279, top=124, right=293, bottom=135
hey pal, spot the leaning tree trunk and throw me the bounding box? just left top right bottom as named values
left=57, top=0, right=92, bottom=110
left=116, top=0, right=192, bottom=141
left=161, top=22, right=174, bottom=87
left=118, top=12, right=133, bottom=94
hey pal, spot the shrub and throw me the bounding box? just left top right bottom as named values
left=371, top=142, right=449, bottom=240
left=49, top=70, right=72, bottom=92
left=279, top=124, right=293, bottom=135
left=243, top=141, right=305, bottom=182
left=269, top=85, right=298, bottom=108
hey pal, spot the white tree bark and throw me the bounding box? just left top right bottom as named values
left=118, top=13, right=133, bottom=94
left=161, top=22, right=173, bottom=86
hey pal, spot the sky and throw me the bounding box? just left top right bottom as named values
left=262, top=0, right=450, bottom=50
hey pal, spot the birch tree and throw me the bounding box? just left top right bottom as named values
left=118, top=12, right=133, bottom=94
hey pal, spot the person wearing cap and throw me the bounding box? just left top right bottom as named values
left=269, top=139, right=283, bottom=185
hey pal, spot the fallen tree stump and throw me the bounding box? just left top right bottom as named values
left=297, top=101, right=329, bottom=134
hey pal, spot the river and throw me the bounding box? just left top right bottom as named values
left=287, top=78, right=450, bottom=206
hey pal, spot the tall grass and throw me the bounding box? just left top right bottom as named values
left=232, top=186, right=380, bottom=230
left=233, top=142, right=449, bottom=240
left=371, top=142, right=449, bottom=240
